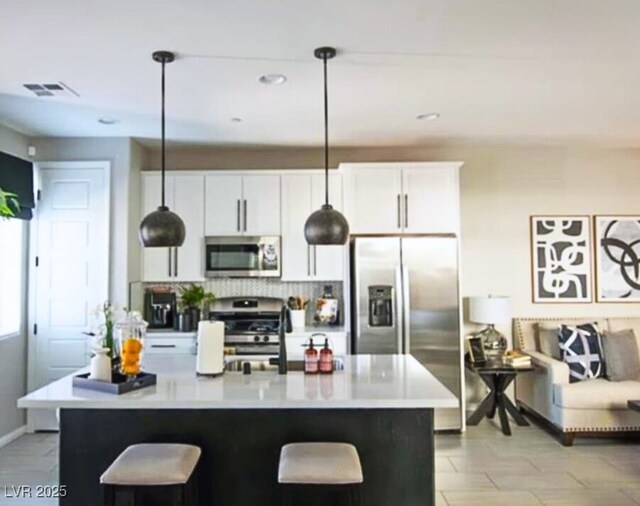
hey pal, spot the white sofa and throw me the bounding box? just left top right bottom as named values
left=514, top=317, right=640, bottom=446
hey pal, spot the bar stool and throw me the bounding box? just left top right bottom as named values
left=100, top=443, right=201, bottom=506
left=278, top=442, right=364, bottom=505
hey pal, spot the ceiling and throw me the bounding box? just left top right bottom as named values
left=1, top=0, right=640, bottom=147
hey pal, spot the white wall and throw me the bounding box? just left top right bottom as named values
left=455, top=144, right=640, bottom=338
left=128, top=141, right=146, bottom=291
left=0, top=122, right=30, bottom=437
left=32, top=137, right=148, bottom=306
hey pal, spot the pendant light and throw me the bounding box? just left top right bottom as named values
left=139, top=51, right=186, bottom=248
left=304, top=47, right=350, bottom=245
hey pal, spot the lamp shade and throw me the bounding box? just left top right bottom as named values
left=469, top=296, right=510, bottom=325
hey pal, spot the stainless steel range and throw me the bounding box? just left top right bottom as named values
left=208, top=297, right=283, bottom=355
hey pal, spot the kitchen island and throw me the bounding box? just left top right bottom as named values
left=18, top=354, right=457, bottom=506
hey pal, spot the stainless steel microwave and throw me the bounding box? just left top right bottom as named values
left=204, top=236, right=281, bottom=278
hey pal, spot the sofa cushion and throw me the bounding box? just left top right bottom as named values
left=537, top=323, right=562, bottom=360
left=607, top=319, right=640, bottom=352
left=602, top=329, right=640, bottom=382
left=558, top=323, right=605, bottom=383
left=554, top=378, right=640, bottom=410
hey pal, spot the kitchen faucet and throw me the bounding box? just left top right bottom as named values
left=278, top=304, right=292, bottom=374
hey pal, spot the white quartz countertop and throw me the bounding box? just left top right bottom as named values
left=17, top=355, right=458, bottom=410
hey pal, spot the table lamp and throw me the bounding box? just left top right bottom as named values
left=469, top=296, right=510, bottom=358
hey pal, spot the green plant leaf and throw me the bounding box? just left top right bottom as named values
left=0, top=187, right=19, bottom=218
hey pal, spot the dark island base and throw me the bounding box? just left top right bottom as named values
left=59, top=408, right=435, bottom=506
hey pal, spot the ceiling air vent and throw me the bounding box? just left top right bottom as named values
left=23, top=82, right=79, bottom=98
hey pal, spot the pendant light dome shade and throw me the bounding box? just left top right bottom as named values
left=304, top=46, right=350, bottom=246
left=139, top=206, right=186, bottom=247
left=304, top=204, right=350, bottom=245
left=139, top=50, right=186, bottom=248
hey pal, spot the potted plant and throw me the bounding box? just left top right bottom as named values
left=0, top=187, right=19, bottom=218
left=178, top=284, right=216, bottom=331
left=91, top=301, right=126, bottom=379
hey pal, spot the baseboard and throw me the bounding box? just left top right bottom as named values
left=0, top=425, right=27, bottom=449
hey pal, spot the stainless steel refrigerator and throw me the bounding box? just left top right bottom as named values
left=350, top=236, right=462, bottom=431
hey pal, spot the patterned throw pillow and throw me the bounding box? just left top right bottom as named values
left=558, top=323, right=606, bottom=383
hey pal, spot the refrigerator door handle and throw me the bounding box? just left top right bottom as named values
left=395, top=265, right=403, bottom=354
left=402, top=265, right=411, bottom=354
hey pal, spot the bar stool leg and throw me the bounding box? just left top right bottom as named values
left=102, top=485, right=115, bottom=506
left=350, top=484, right=363, bottom=506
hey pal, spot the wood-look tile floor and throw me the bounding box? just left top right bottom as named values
left=0, top=420, right=638, bottom=505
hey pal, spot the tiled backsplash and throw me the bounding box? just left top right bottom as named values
left=142, top=279, right=343, bottom=325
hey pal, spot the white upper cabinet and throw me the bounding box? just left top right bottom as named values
left=142, top=174, right=173, bottom=282
left=342, top=162, right=462, bottom=235
left=141, top=173, right=205, bottom=282
left=173, top=175, right=205, bottom=281
left=204, top=176, right=243, bottom=236
left=281, top=173, right=344, bottom=281
left=402, top=166, right=459, bottom=234
left=205, top=174, right=280, bottom=236
left=242, top=175, right=281, bottom=236
left=310, top=173, right=345, bottom=280
left=343, top=167, right=403, bottom=234
left=281, top=175, right=312, bottom=281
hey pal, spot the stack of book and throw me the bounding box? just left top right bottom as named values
left=503, top=350, right=531, bottom=367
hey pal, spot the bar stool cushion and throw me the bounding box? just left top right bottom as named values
left=100, top=443, right=201, bottom=486
left=278, top=442, right=363, bottom=485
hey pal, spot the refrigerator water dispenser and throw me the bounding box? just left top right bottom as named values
left=368, top=285, right=393, bottom=327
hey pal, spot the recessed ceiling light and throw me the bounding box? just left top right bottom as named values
left=259, top=74, right=287, bottom=85
left=98, top=117, right=119, bottom=125
left=231, top=117, right=243, bottom=123
left=416, top=113, right=440, bottom=121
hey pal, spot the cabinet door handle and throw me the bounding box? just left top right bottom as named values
left=168, top=248, right=172, bottom=277
left=314, top=245, right=318, bottom=276
left=150, top=344, right=177, bottom=349
left=397, top=194, right=401, bottom=229
left=307, top=245, right=311, bottom=276
left=237, top=200, right=241, bottom=231
left=174, top=247, right=178, bottom=277
left=404, top=194, right=409, bottom=229
left=243, top=199, right=247, bottom=232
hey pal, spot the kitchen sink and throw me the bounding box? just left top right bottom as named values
left=224, top=358, right=344, bottom=373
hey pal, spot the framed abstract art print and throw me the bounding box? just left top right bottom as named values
left=594, top=216, right=640, bottom=302
left=530, top=216, right=592, bottom=303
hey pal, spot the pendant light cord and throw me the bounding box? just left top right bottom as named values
left=161, top=59, right=166, bottom=208
left=323, top=54, right=329, bottom=206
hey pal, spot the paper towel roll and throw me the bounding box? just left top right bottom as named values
left=196, top=321, right=225, bottom=376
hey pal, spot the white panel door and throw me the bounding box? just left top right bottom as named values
left=242, top=175, right=281, bottom=236
left=345, top=168, right=403, bottom=234
left=205, top=175, right=243, bottom=236
left=173, top=175, right=205, bottom=281
left=281, top=175, right=312, bottom=281
left=311, top=173, right=345, bottom=280
left=402, top=166, right=460, bottom=234
left=29, top=163, right=109, bottom=430
left=141, top=174, right=174, bottom=282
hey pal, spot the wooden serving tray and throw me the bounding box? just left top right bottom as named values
left=72, top=372, right=157, bottom=395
